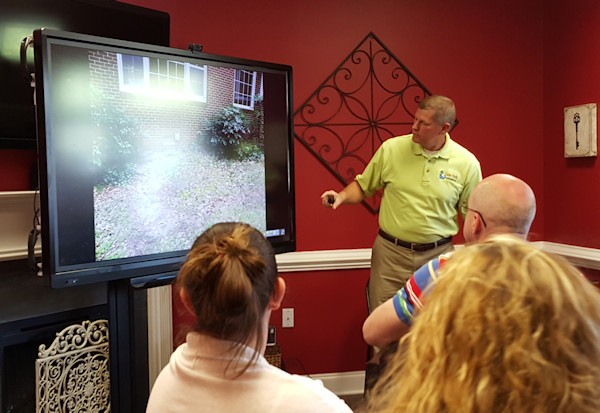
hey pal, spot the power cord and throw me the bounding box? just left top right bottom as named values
left=282, top=357, right=312, bottom=378
left=27, top=190, right=42, bottom=276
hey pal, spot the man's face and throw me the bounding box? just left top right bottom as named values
left=411, top=108, right=447, bottom=150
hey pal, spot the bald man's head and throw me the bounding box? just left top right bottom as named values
left=463, top=174, right=536, bottom=243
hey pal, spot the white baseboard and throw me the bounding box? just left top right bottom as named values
left=310, top=370, right=366, bottom=396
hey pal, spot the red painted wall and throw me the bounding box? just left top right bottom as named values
left=123, top=0, right=545, bottom=374
left=0, top=149, right=37, bottom=191
left=0, top=0, right=546, bottom=374
left=172, top=269, right=371, bottom=374
left=543, top=0, right=600, bottom=248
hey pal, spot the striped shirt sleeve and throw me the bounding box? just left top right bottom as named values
left=392, top=256, right=448, bottom=325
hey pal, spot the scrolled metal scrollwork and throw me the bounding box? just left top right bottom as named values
left=294, top=32, right=432, bottom=213
left=36, top=319, right=111, bottom=412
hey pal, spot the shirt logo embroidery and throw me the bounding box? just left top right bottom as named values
left=439, top=170, right=459, bottom=182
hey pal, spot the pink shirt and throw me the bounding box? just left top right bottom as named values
left=147, top=332, right=352, bottom=413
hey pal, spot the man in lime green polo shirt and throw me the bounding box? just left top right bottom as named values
left=321, top=95, right=481, bottom=310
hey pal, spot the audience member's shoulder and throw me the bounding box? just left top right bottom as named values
left=267, top=367, right=353, bottom=412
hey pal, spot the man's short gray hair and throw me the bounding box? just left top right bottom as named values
left=418, top=95, right=456, bottom=127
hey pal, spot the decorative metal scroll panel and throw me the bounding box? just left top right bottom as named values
left=294, top=32, right=432, bottom=213
left=36, top=319, right=111, bottom=413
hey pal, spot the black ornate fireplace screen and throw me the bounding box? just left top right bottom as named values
left=294, top=32, right=433, bottom=214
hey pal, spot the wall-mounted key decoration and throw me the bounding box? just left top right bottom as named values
left=564, top=103, right=597, bottom=158
left=573, top=112, right=580, bottom=149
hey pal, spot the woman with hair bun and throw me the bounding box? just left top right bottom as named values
left=147, top=222, right=352, bottom=413
left=364, top=235, right=600, bottom=413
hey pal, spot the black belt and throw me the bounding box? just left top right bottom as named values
left=378, top=228, right=452, bottom=252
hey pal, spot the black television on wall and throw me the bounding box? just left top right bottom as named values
left=0, top=0, right=170, bottom=149
left=32, top=29, right=296, bottom=288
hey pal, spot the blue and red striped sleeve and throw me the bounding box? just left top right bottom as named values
left=392, top=256, right=447, bottom=325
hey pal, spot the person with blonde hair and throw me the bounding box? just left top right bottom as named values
left=364, top=235, right=600, bottom=413
left=147, top=222, right=352, bottom=413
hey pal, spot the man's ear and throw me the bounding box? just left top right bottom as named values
left=472, top=214, right=485, bottom=241
left=179, top=287, right=196, bottom=316
left=268, top=277, right=286, bottom=311
left=441, top=122, right=452, bottom=134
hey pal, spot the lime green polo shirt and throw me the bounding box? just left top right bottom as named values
left=355, top=134, right=481, bottom=243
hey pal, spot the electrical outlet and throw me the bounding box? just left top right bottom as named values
left=267, top=325, right=276, bottom=345
left=282, top=308, right=294, bottom=328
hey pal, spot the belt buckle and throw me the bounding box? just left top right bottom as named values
left=410, top=242, right=416, bottom=251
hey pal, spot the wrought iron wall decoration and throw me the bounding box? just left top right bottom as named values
left=294, top=32, right=432, bottom=213
left=36, top=319, right=110, bottom=412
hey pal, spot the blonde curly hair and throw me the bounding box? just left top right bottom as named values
left=365, top=235, right=600, bottom=413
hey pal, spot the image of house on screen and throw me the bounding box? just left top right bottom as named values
left=49, top=47, right=269, bottom=260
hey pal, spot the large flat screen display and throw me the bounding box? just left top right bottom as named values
left=33, top=29, right=295, bottom=288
